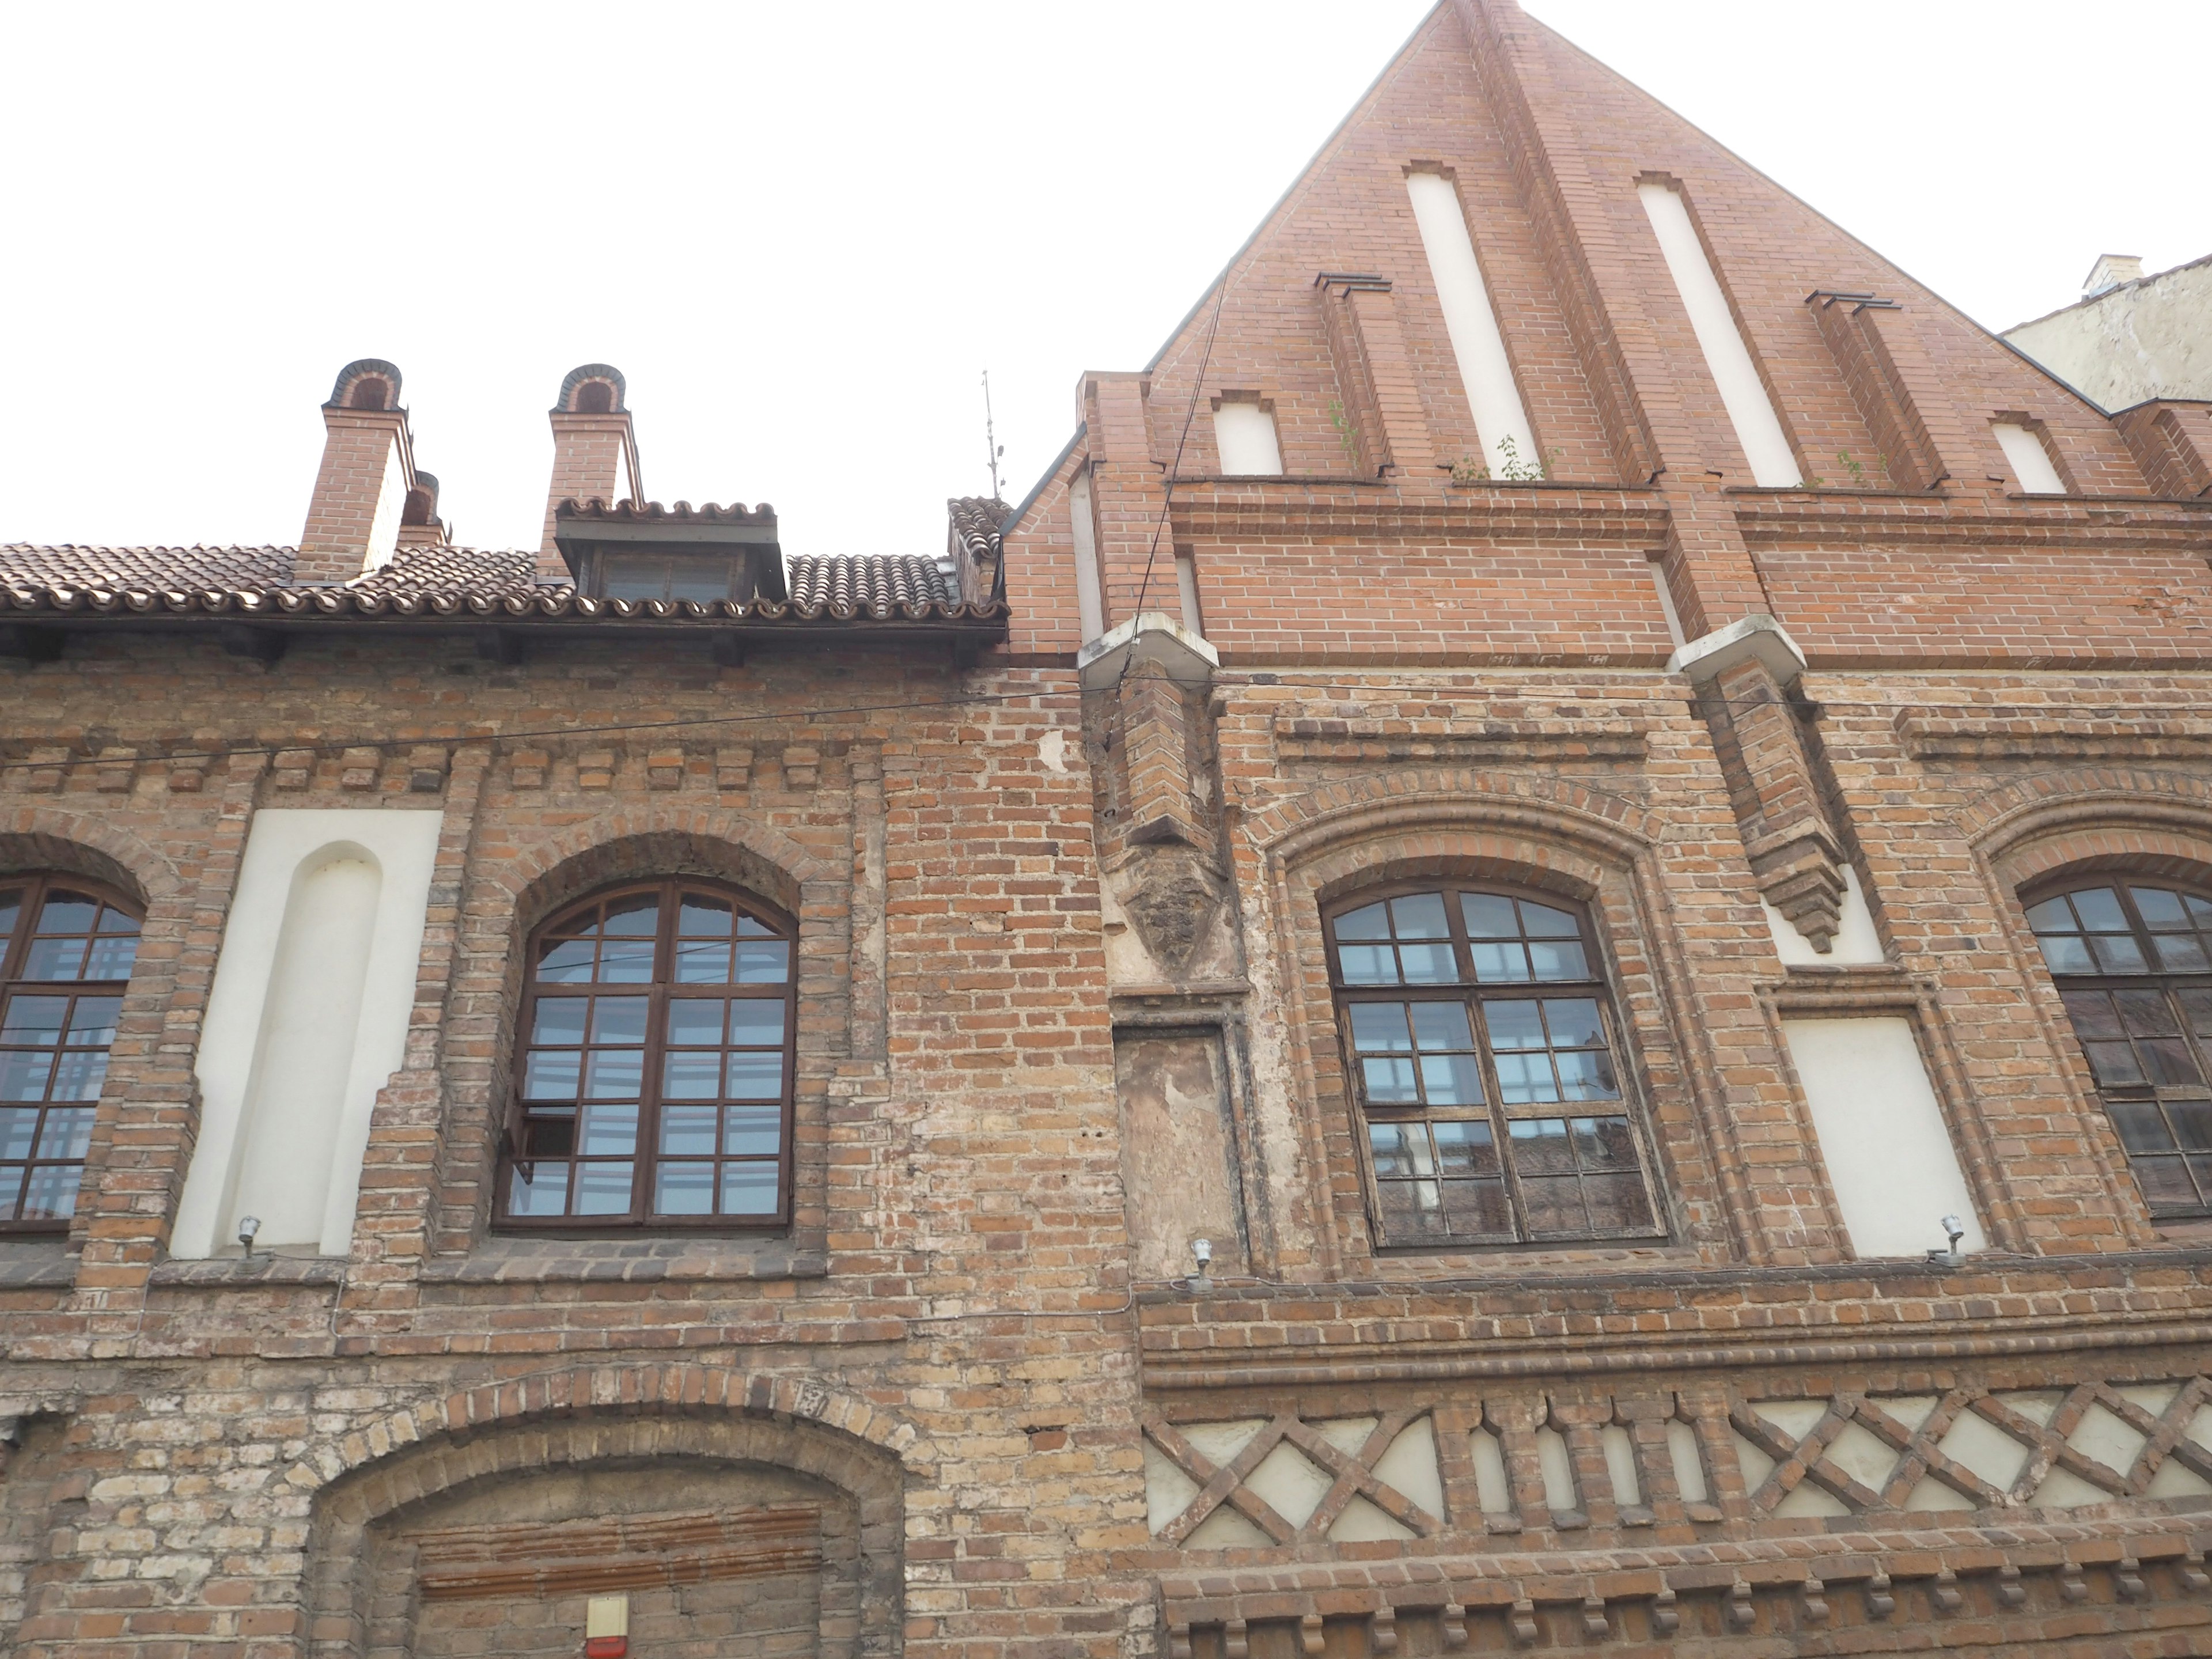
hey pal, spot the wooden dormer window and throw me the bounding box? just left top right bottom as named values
left=599, top=553, right=756, bottom=605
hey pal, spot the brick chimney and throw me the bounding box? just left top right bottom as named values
left=395, top=471, right=448, bottom=548
left=297, top=359, right=419, bottom=584
left=540, top=365, right=642, bottom=582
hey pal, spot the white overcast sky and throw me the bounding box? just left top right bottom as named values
left=3, top=2, right=2207, bottom=560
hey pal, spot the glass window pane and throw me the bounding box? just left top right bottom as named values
left=2114, top=990, right=2180, bottom=1037
left=2082, top=1041, right=2146, bottom=1088
left=524, top=1114, right=575, bottom=1158
left=1527, top=941, right=1590, bottom=981
left=2069, top=888, right=2126, bottom=929
left=22, top=940, right=86, bottom=979
left=580, top=1103, right=638, bottom=1156
left=2152, top=933, right=2211, bottom=972
left=2132, top=1155, right=2200, bottom=1211
left=728, top=1002, right=786, bottom=1046
left=37, top=1106, right=94, bottom=1160
left=521, top=1050, right=581, bottom=1101
left=674, top=941, right=734, bottom=983
left=665, top=559, right=733, bottom=604
left=535, top=938, right=597, bottom=983
left=1369, top=1122, right=1434, bottom=1179
left=2, top=996, right=69, bottom=1044
left=659, top=1104, right=720, bottom=1155
left=1519, top=900, right=1581, bottom=938
left=2060, top=990, right=2124, bottom=1039
left=1468, top=942, right=1530, bottom=982
left=36, top=895, right=99, bottom=934
left=721, top=1163, right=782, bottom=1215
left=1460, top=893, right=1518, bottom=938
left=0, top=1108, right=39, bottom=1158
left=0, top=893, right=19, bottom=938
left=1338, top=944, right=1397, bottom=985
left=1519, top=1175, right=1586, bottom=1236
left=653, top=1161, right=717, bottom=1215
left=508, top=1161, right=571, bottom=1217
left=1376, top=1178, right=1446, bottom=1238
left=1509, top=1118, right=1576, bottom=1173
left=2180, top=988, right=2212, bottom=1041
left=679, top=895, right=734, bottom=934
left=602, top=896, right=661, bottom=935
left=1554, top=1050, right=1620, bottom=1101
left=1493, top=1052, right=1558, bottom=1104
left=1572, top=1116, right=1640, bottom=1169
left=665, top=999, right=725, bottom=1045
left=735, top=941, right=792, bottom=984
left=95, top=906, right=139, bottom=934
left=2141, top=1040, right=2203, bottom=1088
left=1432, top=1119, right=1499, bottom=1176
left=530, top=999, right=588, bottom=1044
left=661, top=1052, right=722, bottom=1100
left=2131, top=887, right=2190, bottom=926
left=1334, top=902, right=1391, bottom=941
left=82, top=935, right=138, bottom=980
left=596, top=939, right=656, bottom=982
left=2036, top=934, right=2096, bottom=975
left=47, top=1052, right=107, bottom=1101
left=2168, top=1099, right=2212, bottom=1152
left=20, top=1164, right=81, bottom=1222
left=2090, top=934, right=2149, bottom=974
left=1397, top=943, right=1459, bottom=984
left=1418, top=1054, right=1484, bottom=1105
left=582, top=1051, right=642, bottom=1100
left=573, top=1162, right=634, bottom=1215
left=1539, top=998, right=1605, bottom=1048
left=724, top=1103, right=782, bottom=1156
left=1408, top=1002, right=1474, bottom=1049
left=2108, top=1100, right=2175, bottom=1153
left=1389, top=893, right=1450, bottom=938
left=1581, top=1172, right=1654, bottom=1231
left=0, top=1054, right=54, bottom=1101
left=1361, top=1056, right=1419, bottom=1103
left=725, top=1054, right=784, bottom=1100
left=2024, top=896, right=2077, bottom=933
left=589, top=998, right=650, bottom=1044
left=1440, top=1177, right=1512, bottom=1237
left=1349, top=1003, right=1413, bottom=1053
left=1483, top=1002, right=1547, bottom=1050
left=0, top=1165, right=18, bottom=1221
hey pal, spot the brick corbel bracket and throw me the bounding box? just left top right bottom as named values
left=1671, top=615, right=1848, bottom=952
left=1078, top=611, right=1219, bottom=849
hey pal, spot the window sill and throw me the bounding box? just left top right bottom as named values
left=0, top=1238, right=78, bottom=1288
left=149, top=1255, right=347, bottom=1288
left=422, top=1233, right=827, bottom=1284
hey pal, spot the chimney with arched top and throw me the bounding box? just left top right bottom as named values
left=298, top=359, right=421, bottom=582
left=540, top=364, right=642, bottom=582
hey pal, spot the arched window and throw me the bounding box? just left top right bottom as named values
left=500, top=880, right=795, bottom=1228
left=2025, top=879, right=2212, bottom=1219
left=0, top=876, right=141, bottom=1229
left=1325, top=884, right=1662, bottom=1248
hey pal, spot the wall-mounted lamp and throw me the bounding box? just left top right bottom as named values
left=1183, top=1237, right=1214, bottom=1294
left=1926, top=1213, right=1967, bottom=1269
left=237, top=1215, right=262, bottom=1260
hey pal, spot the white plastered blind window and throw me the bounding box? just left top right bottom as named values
left=1992, top=421, right=2067, bottom=494
left=1404, top=171, right=1538, bottom=478
left=1637, top=181, right=1802, bottom=488
left=1214, top=401, right=1283, bottom=477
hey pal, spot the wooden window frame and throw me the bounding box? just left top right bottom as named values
left=496, top=877, right=798, bottom=1233
left=0, top=873, right=142, bottom=1234
left=1324, top=878, right=1666, bottom=1251
left=2022, top=874, right=2212, bottom=1221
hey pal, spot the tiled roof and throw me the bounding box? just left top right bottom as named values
left=948, top=497, right=1009, bottom=563
left=556, top=498, right=776, bottom=527
left=0, top=542, right=994, bottom=628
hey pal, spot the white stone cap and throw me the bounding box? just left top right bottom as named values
left=1076, top=611, right=1219, bottom=691
left=1666, top=613, right=1808, bottom=685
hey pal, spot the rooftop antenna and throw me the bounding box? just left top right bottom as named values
left=982, top=370, right=1004, bottom=501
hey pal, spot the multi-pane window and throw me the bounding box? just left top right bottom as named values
left=2026, top=881, right=2212, bottom=1218
left=599, top=554, right=749, bottom=605
left=0, top=877, right=140, bottom=1230
left=1327, top=885, right=1662, bottom=1248
left=501, top=880, right=795, bottom=1228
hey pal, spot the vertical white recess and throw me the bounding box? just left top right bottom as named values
left=173, top=808, right=442, bottom=1257
left=1213, top=403, right=1283, bottom=476
left=1781, top=1016, right=1987, bottom=1259
left=1405, top=171, right=1537, bottom=476
left=1645, top=552, right=1686, bottom=647
left=1637, top=182, right=1802, bottom=487
left=1174, top=552, right=1206, bottom=637
left=1993, top=422, right=2067, bottom=494
left=1068, top=468, right=1105, bottom=641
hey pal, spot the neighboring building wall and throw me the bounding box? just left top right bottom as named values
left=2005, top=253, right=2212, bottom=410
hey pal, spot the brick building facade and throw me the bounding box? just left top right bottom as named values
left=6, top=2, right=2212, bottom=1653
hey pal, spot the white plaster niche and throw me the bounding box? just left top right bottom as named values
left=1067, top=467, right=1105, bottom=642
left=1404, top=169, right=1538, bottom=478
left=1213, top=400, right=1283, bottom=477
left=173, top=809, right=442, bottom=1258
left=1781, top=1015, right=1987, bottom=1260
left=1992, top=421, right=2068, bottom=494
left=1637, top=181, right=1802, bottom=487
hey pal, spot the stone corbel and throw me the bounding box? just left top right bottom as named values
left=1080, top=613, right=1218, bottom=849
left=1672, top=615, right=1850, bottom=952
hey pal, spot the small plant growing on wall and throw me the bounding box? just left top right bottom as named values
left=1328, top=399, right=1361, bottom=469
left=1493, top=434, right=1546, bottom=482
left=1449, top=453, right=1490, bottom=484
